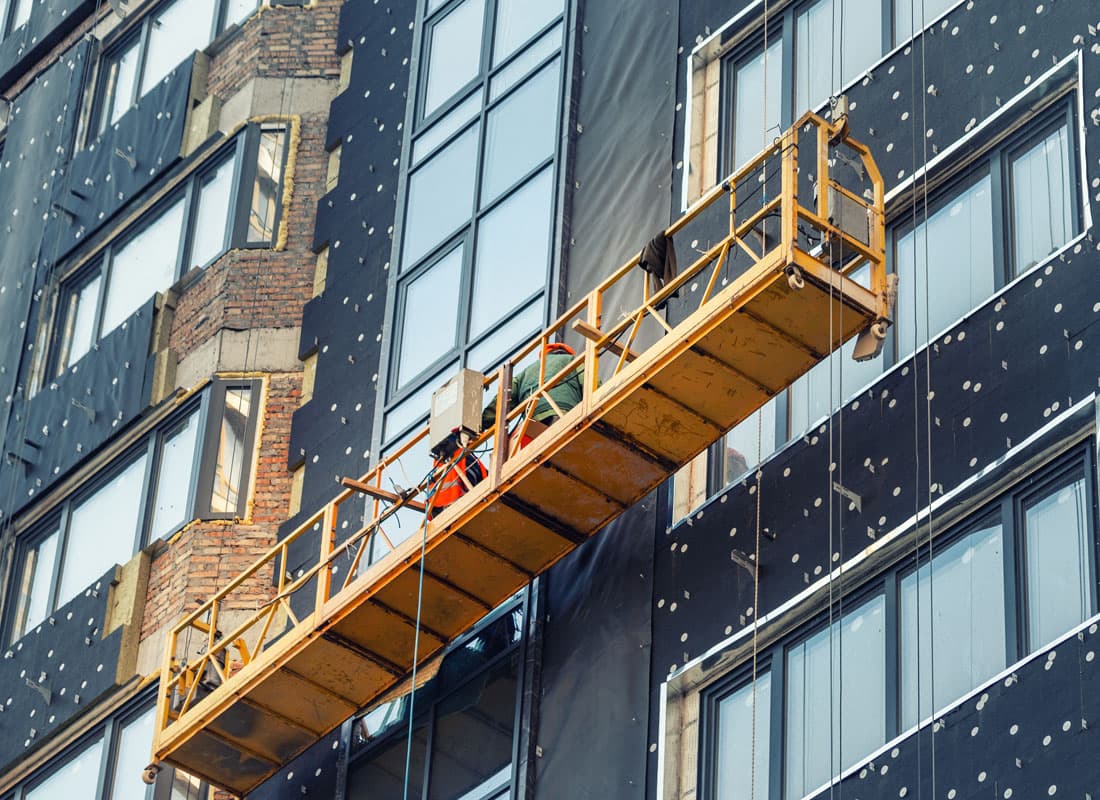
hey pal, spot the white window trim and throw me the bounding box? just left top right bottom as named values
left=657, top=391, right=1099, bottom=799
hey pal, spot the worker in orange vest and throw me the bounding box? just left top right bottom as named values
left=427, top=429, right=487, bottom=519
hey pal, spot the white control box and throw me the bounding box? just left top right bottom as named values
left=429, top=369, right=484, bottom=454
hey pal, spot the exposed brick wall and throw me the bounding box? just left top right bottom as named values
left=141, top=371, right=301, bottom=639
left=168, top=110, right=325, bottom=355
left=205, top=0, right=341, bottom=101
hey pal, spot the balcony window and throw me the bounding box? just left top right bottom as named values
left=4, top=381, right=260, bottom=645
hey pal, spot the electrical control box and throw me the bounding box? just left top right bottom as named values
left=429, top=369, right=485, bottom=454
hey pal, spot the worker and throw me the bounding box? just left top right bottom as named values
left=427, top=429, right=487, bottom=519
left=482, top=342, right=583, bottom=446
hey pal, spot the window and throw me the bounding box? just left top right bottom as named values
left=4, top=381, right=260, bottom=645
left=700, top=448, right=1097, bottom=798
left=7, top=698, right=208, bottom=800
left=784, top=596, right=885, bottom=798
left=50, top=125, right=287, bottom=378
left=385, top=0, right=565, bottom=444
left=347, top=599, right=526, bottom=800
left=703, top=97, right=1081, bottom=498
left=0, top=0, right=33, bottom=39
left=92, top=0, right=259, bottom=135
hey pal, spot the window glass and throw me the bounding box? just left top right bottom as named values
left=59, top=274, right=102, bottom=372
left=721, top=400, right=777, bottom=486
left=492, top=0, right=562, bottom=65
left=469, top=167, right=553, bottom=338
left=795, top=0, right=882, bottom=112
left=110, top=707, right=156, bottom=800
left=714, top=673, right=771, bottom=800
left=247, top=129, right=287, bottom=244
left=413, top=92, right=481, bottom=165
left=189, top=155, right=237, bottom=268
left=469, top=298, right=542, bottom=372
left=141, top=0, right=217, bottom=94
left=224, top=0, right=257, bottom=29
left=58, top=454, right=148, bottom=603
left=1025, top=476, right=1092, bottom=651
left=150, top=410, right=201, bottom=540
left=25, top=736, right=104, bottom=800
left=384, top=370, right=450, bottom=443
left=10, top=529, right=59, bottom=643
left=900, top=521, right=1006, bottom=729
left=210, top=387, right=253, bottom=514
left=489, top=21, right=561, bottom=102
left=398, top=246, right=463, bottom=388
left=402, top=124, right=479, bottom=268
left=427, top=652, right=518, bottom=799
left=1011, top=123, right=1074, bottom=275
left=894, top=0, right=957, bottom=43
left=101, top=196, right=186, bottom=336
left=895, top=174, right=993, bottom=359
left=731, top=39, right=782, bottom=171
left=168, top=771, right=206, bottom=800
left=481, top=57, right=559, bottom=205
left=10, top=0, right=31, bottom=30
left=784, top=595, right=885, bottom=799
left=347, top=725, right=428, bottom=800
left=104, top=42, right=141, bottom=130
left=424, top=0, right=486, bottom=118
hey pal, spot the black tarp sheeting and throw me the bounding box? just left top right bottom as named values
left=535, top=493, right=659, bottom=799
left=0, top=0, right=96, bottom=91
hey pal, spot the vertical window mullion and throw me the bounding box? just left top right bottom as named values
left=134, top=437, right=158, bottom=550
left=883, top=571, right=899, bottom=738
left=768, top=647, right=785, bottom=800
left=989, top=147, right=1008, bottom=288
left=47, top=504, right=72, bottom=615
left=778, top=10, right=793, bottom=129
left=175, top=179, right=198, bottom=280
left=132, top=22, right=153, bottom=106
left=231, top=126, right=257, bottom=248
left=94, top=718, right=117, bottom=800
left=1004, top=492, right=1023, bottom=663
left=92, top=255, right=110, bottom=340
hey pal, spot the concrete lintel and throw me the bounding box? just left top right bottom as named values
left=174, top=327, right=303, bottom=390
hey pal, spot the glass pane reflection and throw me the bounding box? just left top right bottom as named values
left=402, top=125, right=479, bottom=269
left=190, top=155, right=237, bottom=268
left=1011, top=123, right=1074, bottom=275
left=26, top=735, right=104, bottom=800
left=211, top=388, right=253, bottom=514
left=469, top=168, right=553, bottom=338
left=398, top=246, right=463, bottom=387
left=150, top=410, right=201, bottom=540
left=481, top=58, right=559, bottom=205
left=424, top=0, right=485, bottom=117
left=492, top=0, right=562, bottom=65
left=248, top=129, right=287, bottom=244
left=715, top=674, right=771, bottom=800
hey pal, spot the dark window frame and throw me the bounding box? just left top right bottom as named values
left=347, top=593, right=529, bottom=800
left=699, top=445, right=1098, bottom=800
left=381, top=0, right=566, bottom=447
left=89, top=0, right=259, bottom=139
left=705, top=91, right=1082, bottom=498
left=8, top=691, right=208, bottom=800
left=2, top=379, right=261, bottom=646
left=48, top=124, right=286, bottom=381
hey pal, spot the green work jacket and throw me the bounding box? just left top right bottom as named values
left=482, top=352, right=584, bottom=428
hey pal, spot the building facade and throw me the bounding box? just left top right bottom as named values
left=1, top=0, right=1099, bottom=798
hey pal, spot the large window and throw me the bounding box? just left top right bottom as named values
left=3, top=697, right=208, bottom=800
left=701, top=448, right=1097, bottom=799
left=347, top=598, right=526, bottom=800
left=4, top=380, right=260, bottom=645
left=709, top=98, right=1081, bottom=492
left=384, top=0, right=565, bottom=444
left=50, top=125, right=287, bottom=379
left=0, top=0, right=32, bottom=40
left=92, top=0, right=258, bottom=135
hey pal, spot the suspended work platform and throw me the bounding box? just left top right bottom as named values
left=150, top=111, right=892, bottom=796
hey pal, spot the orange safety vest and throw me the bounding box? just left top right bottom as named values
left=428, top=447, right=487, bottom=518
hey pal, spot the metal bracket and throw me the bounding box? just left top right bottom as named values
left=72, top=397, right=96, bottom=422
left=730, top=548, right=757, bottom=577
left=832, top=480, right=862, bottom=513
left=25, top=675, right=51, bottom=704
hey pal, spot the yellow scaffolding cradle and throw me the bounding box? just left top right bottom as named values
left=148, top=111, right=893, bottom=796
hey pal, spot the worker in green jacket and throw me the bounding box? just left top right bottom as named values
left=482, top=342, right=583, bottom=441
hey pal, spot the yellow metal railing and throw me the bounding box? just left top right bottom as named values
left=153, top=110, right=887, bottom=758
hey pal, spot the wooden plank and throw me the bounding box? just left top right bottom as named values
left=546, top=427, right=667, bottom=505
left=694, top=306, right=820, bottom=392
left=423, top=535, right=532, bottom=604
left=646, top=346, right=771, bottom=432
left=372, top=568, right=491, bottom=637
left=507, top=462, right=624, bottom=532
left=207, top=700, right=317, bottom=764
left=747, top=279, right=871, bottom=355
left=278, top=638, right=395, bottom=709
left=601, top=385, right=722, bottom=464
left=458, top=500, right=577, bottom=573
left=332, top=602, right=447, bottom=669
left=572, top=319, right=638, bottom=361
